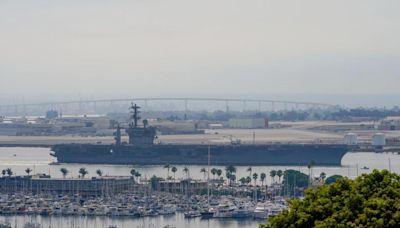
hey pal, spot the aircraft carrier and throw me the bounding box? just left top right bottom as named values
left=50, top=103, right=352, bottom=166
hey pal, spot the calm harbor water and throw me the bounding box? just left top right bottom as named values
left=0, top=147, right=399, bottom=228
left=0, top=147, right=399, bottom=182
left=0, top=214, right=260, bottom=228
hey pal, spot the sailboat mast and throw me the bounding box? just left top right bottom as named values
left=207, top=144, right=210, bottom=207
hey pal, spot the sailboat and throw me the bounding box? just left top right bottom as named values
left=201, top=144, right=215, bottom=219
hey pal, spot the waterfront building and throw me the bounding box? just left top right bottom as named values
left=148, top=179, right=208, bottom=195
left=0, top=175, right=133, bottom=196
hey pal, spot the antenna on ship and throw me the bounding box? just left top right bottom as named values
left=129, top=102, right=141, bottom=128
left=114, top=124, right=121, bottom=146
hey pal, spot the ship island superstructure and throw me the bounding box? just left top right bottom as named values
left=51, top=103, right=352, bottom=166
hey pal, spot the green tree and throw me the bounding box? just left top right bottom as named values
left=130, top=169, right=137, bottom=182
left=216, top=169, right=222, bottom=179
left=247, top=167, right=252, bottom=178
left=1, top=169, right=6, bottom=176
left=262, top=170, right=400, bottom=228
left=183, top=167, right=189, bottom=179
left=253, top=172, right=258, bottom=186
left=200, top=168, right=207, bottom=180
left=325, top=174, right=343, bottom=184
left=277, top=170, right=283, bottom=182
left=270, top=170, right=277, bottom=183
left=134, top=171, right=141, bottom=183
left=260, top=173, right=266, bottom=186
left=282, top=169, right=309, bottom=195
left=25, top=168, right=32, bottom=176
left=319, top=172, right=326, bottom=182
left=96, top=169, right=103, bottom=177
left=164, top=164, right=171, bottom=179
left=171, top=166, right=177, bottom=181
left=6, top=168, right=13, bottom=177
left=130, top=169, right=136, bottom=177
left=246, top=176, right=252, bottom=185
left=239, top=177, right=247, bottom=185
left=60, top=168, right=68, bottom=178
left=78, top=168, right=88, bottom=178
left=225, top=165, right=237, bottom=186
left=211, top=168, right=217, bottom=179
left=225, top=165, right=237, bottom=174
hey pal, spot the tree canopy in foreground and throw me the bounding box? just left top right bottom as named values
left=261, top=170, right=400, bottom=228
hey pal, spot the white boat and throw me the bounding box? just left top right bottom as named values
left=268, top=204, right=286, bottom=217
left=253, top=202, right=287, bottom=219
left=158, top=205, right=176, bottom=215
left=232, top=202, right=254, bottom=218
left=253, top=202, right=269, bottom=219
left=184, top=211, right=201, bottom=218
left=213, top=202, right=237, bottom=218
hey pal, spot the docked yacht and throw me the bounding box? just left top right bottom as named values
left=253, top=202, right=287, bottom=219
left=213, top=202, right=237, bottom=218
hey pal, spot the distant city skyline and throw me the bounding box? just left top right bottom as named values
left=1, top=1, right=400, bottom=105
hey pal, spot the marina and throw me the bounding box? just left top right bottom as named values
left=0, top=147, right=400, bottom=228
left=0, top=192, right=286, bottom=219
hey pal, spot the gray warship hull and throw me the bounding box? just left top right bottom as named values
left=50, top=143, right=350, bottom=166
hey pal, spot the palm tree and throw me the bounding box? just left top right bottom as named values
left=247, top=167, right=252, bottom=178
left=277, top=170, right=283, bottom=182
left=216, top=169, right=222, bottom=179
left=6, top=168, right=13, bottom=177
left=225, top=165, right=237, bottom=174
left=130, top=169, right=137, bottom=182
left=130, top=169, right=136, bottom=177
left=60, top=168, right=68, bottom=178
left=134, top=171, right=141, bottom=183
left=25, top=168, right=32, bottom=176
left=239, top=177, right=247, bottom=185
left=260, top=173, right=266, bottom=186
left=164, top=164, right=171, bottom=179
left=252, top=173, right=258, bottom=186
left=211, top=168, right=217, bottom=179
left=200, top=168, right=207, bottom=180
left=246, top=176, right=251, bottom=185
left=320, top=172, right=326, bottom=183
left=171, top=166, right=177, bottom=181
left=270, top=170, right=277, bottom=183
left=78, top=168, right=88, bottom=178
left=1, top=169, right=6, bottom=176
left=96, top=169, right=103, bottom=177
left=183, top=167, right=189, bottom=179
left=226, top=172, right=232, bottom=182
left=225, top=165, right=237, bottom=186
left=230, top=174, right=236, bottom=185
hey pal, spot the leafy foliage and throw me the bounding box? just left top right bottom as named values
left=325, top=174, right=343, bottom=184
left=261, top=170, right=400, bottom=228
left=283, top=170, right=309, bottom=187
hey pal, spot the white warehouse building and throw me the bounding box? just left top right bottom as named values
left=344, top=133, right=358, bottom=145
left=372, top=133, right=386, bottom=147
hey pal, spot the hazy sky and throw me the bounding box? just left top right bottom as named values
left=1, top=0, right=400, bottom=98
